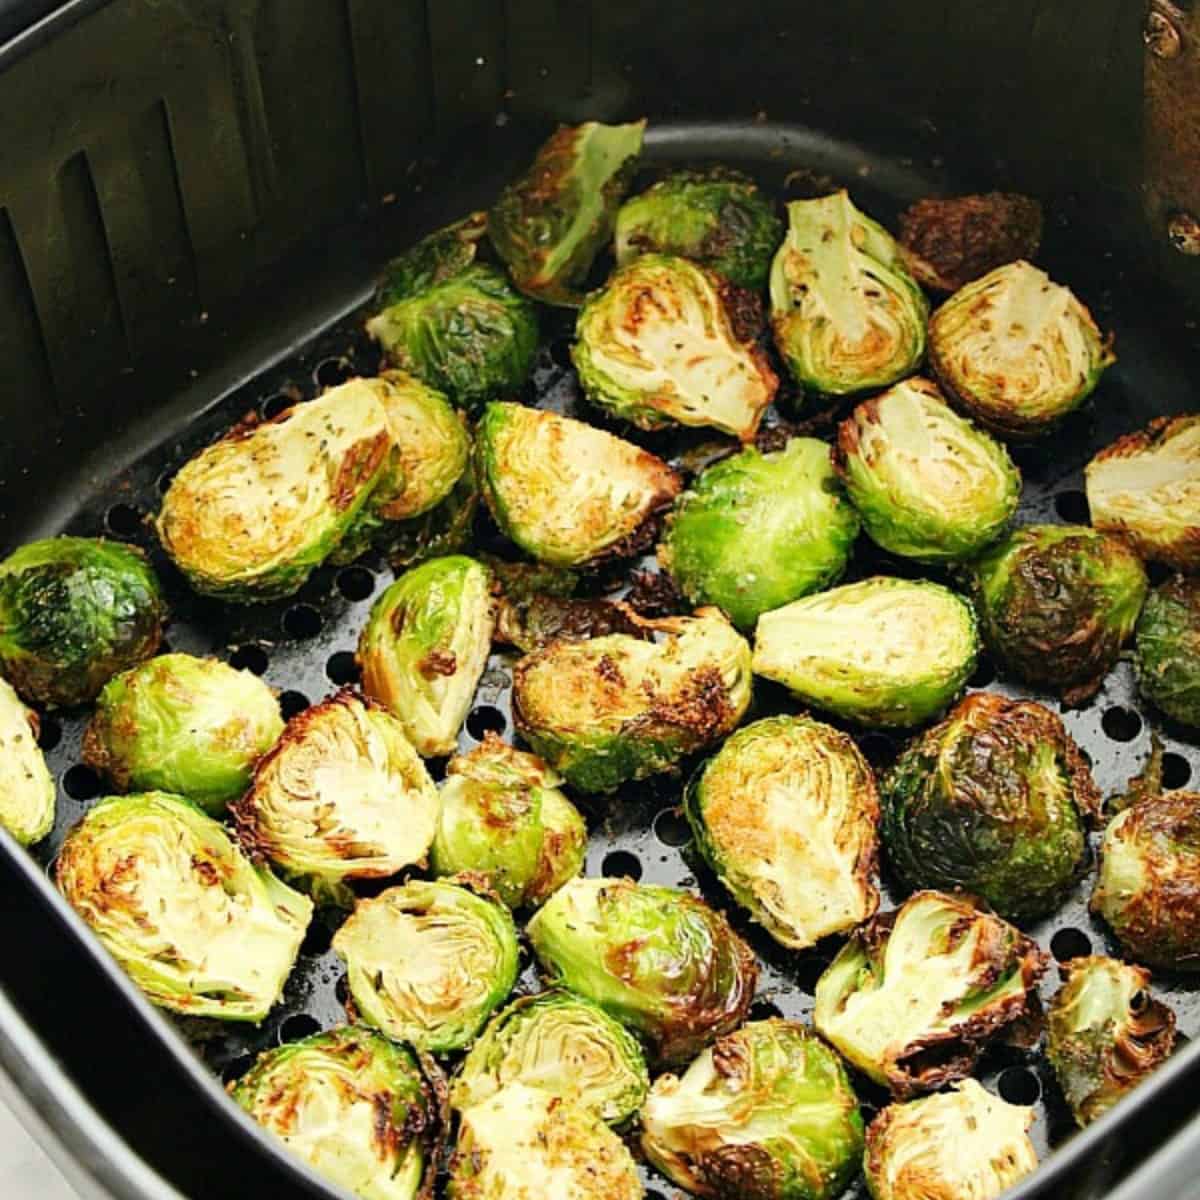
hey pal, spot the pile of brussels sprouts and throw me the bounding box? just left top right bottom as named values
left=2, top=116, right=1199, bottom=1200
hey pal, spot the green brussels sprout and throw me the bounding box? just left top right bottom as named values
left=685, top=714, right=880, bottom=950
left=1135, top=575, right=1200, bottom=727
left=332, top=878, right=519, bottom=1053
left=835, top=378, right=1021, bottom=562
left=615, top=167, right=784, bottom=291
left=513, top=607, right=752, bottom=793
left=0, top=536, right=165, bottom=707
left=769, top=191, right=928, bottom=396
left=231, top=1025, right=447, bottom=1200
left=573, top=254, right=778, bottom=441
left=451, top=990, right=649, bottom=1125
left=659, top=438, right=860, bottom=630
left=57, top=792, right=311, bottom=1021
left=382, top=469, right=479, bottom=573
left=489, top=120, right=645, bottom=306
left=641, top=1019, right=864, bottom=1200
left=752, top=577, right=977, bottom=728
left=374, top=211, right=489, bottom=308
left=526, top=876, right=758, bottom=1066
left=1087, top=413, right=1200, bottom=572
left=358, top=555, right=495, bottom=757
left=431, top=735, right=586, bottom=908
left=0, top=677, right=54, bottom=845
left=929, top=260, right=1115, bottom=440
left=157, top=382, right=391, bottom=601
left=813, top=891, right=1047, bottom=1097
left=963, top=523, right=1148, bottom=706
left=476, top=402, right=681, bottom=568
left=83, top=653, right=283, bottom=815
left=1046, top=955, right=1177, bottom=1127
left=496, top=592, right=645, bottom=654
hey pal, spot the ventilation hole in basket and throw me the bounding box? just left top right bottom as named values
left=301, top=919, right=333, bottom=957
left=601, top=850, right=643, bottom=881
left=749, top=1000, right=784, bottom=1022
left=105, top=503, right=143, bottom=538
left=997, top=1067, right=1040, bottom=1105
left=653, top=807, right=691, bottom=847
left=229, top=644, right=269, bottom=675
left=858, top=733, right=897, bottom=765
left=221, top=1056, right=253, bottom=1085
left=1101, top=706, right=1142, bottom=742
left=279, top=1013, right=321, bottom=1044
left=283, top=605, right=323, bottom=640
left=36, top=715, right=61, bottom=752
left=314, top=357, right=352, bottom=388
left=970, top=656, right=996, bottom=689
left=646, top=1192, right=668, bottom=1200
left=62, top=765, right=102, bottom=800
left=1054, top=490, right=1090, bottom=523
left=261, top=392, right=293, bottom=420
left=279, top=690, right=311, bottom=721
left=1163, top=752, right=1192, bottom=790
left=466, top=705, right=506, bottom=740
left=335, top=976, right=351, bottom=1006
left=796, top=957, right=830, bottom=995
left=1146, top=561, right=1172, bottom=587
left=336, top=566, right=375, bottom=602
left=326, top=651, right=360, bottom=685
left=1050, top=927, right=1092, bottom=962
left=548, top=339, right=575, bottom=370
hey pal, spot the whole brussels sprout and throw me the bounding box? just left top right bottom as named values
left=1135, top=575, right=1200, bottom=727
left=232, top=1025, right=447, bottom=1200
left=813, top=891, right=1047, bottom=1097
left=0, top=677, right=54, bottom=845
left=83, top=653, right=283, bottom=815
left=1046, top=955, right=1177, bottom=1127
left=882, top=692, right=1101, bottom=922
left=659, top=438, right=860, bottom=630
left=431, top=735, right=586, bottom=908
left=769, top=191, right=928, bottom=396
left=752, top=577, right=977, bottom=728
left=963, top=523, right=1148, bottom=706
left=374, top=211, right=488, bottom=307
left=929, top=260, right=1114, bottom=439
left=615, top=167, right=783, bottom=291
left=451, top=990, right=649, bottom=1126
left=513, top=607, right=752, bottom=793
left=836, top=378, right=1020, bottom=563
left=57, top=792, right=311, bottom=1021
left=332, top=879, right=519, bottom=1053
left=642, top=1020, right=863, bottom=1200
left=358, top=556, right=496, bottom=757
left=489, top=120, right=645, bottom=306
left=573, top=254, right=778, bottom=441
left=526, top=876, right=758, bottom=1066
left=0, top=536, right=165, bottom=706
left=476, top=402, right=681, bottom=568
left=685, top=714, right=880, bottom=950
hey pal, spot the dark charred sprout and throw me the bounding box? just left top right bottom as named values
left=0, top=677, right=54, bottom=845
left=1135, top=574, right=1200, bottom=728
left=495, top=592, right=646, bottom=654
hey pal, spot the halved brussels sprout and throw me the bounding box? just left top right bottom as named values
left=1046, top=955, right=1177, bottom=1127
left=685, top=714, right=880, bottom=950
left=476, top=402, right=681, bottom=568
left=659, top=438, right=860, bottom=630
left=752, top=577, right=977, bottom=728
left=1086, top=413, right=1200, bottom=572
left=769, top=191, right=928, bottom=396
left=451, top=990, right=649, bottom=1125
left=0, top=536, right=165, bottom=707
left=0, top=677, right=54, bottom=845
left=513, top=607, right=752, bottom=793
left=963, top=523, right=1148, bottom=706
left=929, top=260, right=1114, bottom=439
left=83, top=653, right=283, bottom=815
left=573, top=254, right=778, bottom=440
left=157, top=382, right=391, bottom=601
left=232, top=1025, right=447, bottom=1200
left=526, top=877, right=758, bottom=1066
left=489, top=120, right=645, bottom=306
left=57, top=792, right=311, bottom=1021
left=836, top=378, right=1021, bottom=562
left=813, top=891, right=1047, bottom=1097
left=882, top=692, right=1100, bottom=922
left=332, top=879, right=519, bottom=1053
left=431, top=735, right=586, bottom=908
left=1136, top=575, right=1200, bottom=728
left=864, top=1079, right=1037, bottom=1200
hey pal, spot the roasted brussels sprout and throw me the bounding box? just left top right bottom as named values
left=752, top=577, right=977, bottom=728
left=382, top=470, right=479, bottom=573
left=963, top=523, right=1148, bottom=706
left=374, top=211, right=488, bottom=307
left=573, top=254, right=778, bottom=440
left=0, top=536, right=165, bottom=706
left=864, top=1079, right=1037, bottom=1200
left=1046, top=955, right=1177, bottom=1127
left=929, top=260, right=1114, bottom=439
left=769, top=191, right=927, bottom=396
left=451, top=990, right=649, bottom=1125
left=659, top=438, right=859, bottom=630
left=358, top=556, right=496, bottom=757
left=489, top=120, right=645, bottom=306
left=1135, top=575, right=1200, bottom=727
left=476, top=402, right=681, bottom=568
left=57, top=792, right=311, bottom=1020
left=513, top=607, right=752, bottom=793
left=232, top=1025, right=446, bottom=1200
left=495, top=592, right=645, bottom=654
left=0, top=677, right=54, bottom=845
left=686, top=715, right=880, bottom=950
left=332, top=879, right=519, bottom=1053
left=813, top=891, right=1047, bottom=1096
left=882, top=692, right=1100, bottom=922
left=526, top=876, right=758, bottom=1066
left=1086, top=413, right=1200, bottom=572
left=836, top=378, right=1020, bottom=562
